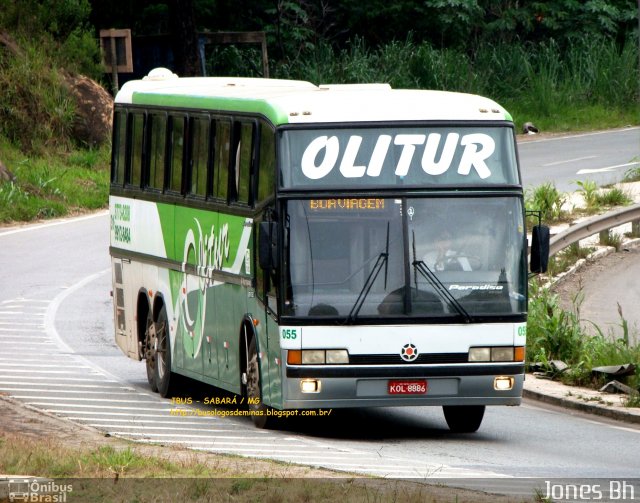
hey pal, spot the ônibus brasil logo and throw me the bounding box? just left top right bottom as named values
left=400, top=343, right=418, bottom=362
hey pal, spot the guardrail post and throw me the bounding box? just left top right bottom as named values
left=632, top=219, right=640, bottom=238
left=599, top=229, right=610, bottom=245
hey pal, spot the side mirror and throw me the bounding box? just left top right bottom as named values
left=530, top=225, right=550, bottom=273
left=258, top=221, right=279, bottom=270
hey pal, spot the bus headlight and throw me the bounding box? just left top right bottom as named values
left=468, top=347, right=491, bottom=362
left=468, top=346, right=524, bottom=362
left=288, top=349, right=350, bottom=365
left=325, top=350, right=349, bottom=364
left=302, top=350, right=325, bottom=364
left=491, top=347, right=514, bottom=362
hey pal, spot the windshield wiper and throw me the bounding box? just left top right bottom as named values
left=411, top=232, right=472, bottom=323
left=347, top=222, right=390, bottom=323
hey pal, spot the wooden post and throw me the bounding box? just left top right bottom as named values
left=109, top=33, right=119, bottom=94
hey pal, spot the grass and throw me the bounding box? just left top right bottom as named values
left=546, top=243, right=595, bottom=277
left=527, top=281, right=640, bottom=400
left=525, top=182, right=567, bottom=225
left=278, top=36, right=640, bottom=133
left=0, top=138, right=109, bottom=223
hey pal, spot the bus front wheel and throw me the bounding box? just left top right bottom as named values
left=246, top=337, right=273, bottom=429
left=442, top=405, right=485, bottom=433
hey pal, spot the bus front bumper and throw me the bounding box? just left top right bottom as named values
left=281, top=363, right=524, bottom=409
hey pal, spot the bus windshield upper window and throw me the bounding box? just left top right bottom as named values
left=280, top=126, right=518, bottom=189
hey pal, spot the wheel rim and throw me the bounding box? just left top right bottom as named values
left=156, top=316, right=168, bottom=380
left=247, top=345, right=261, bottom=406
left=145, top=316, right=157, bottom=371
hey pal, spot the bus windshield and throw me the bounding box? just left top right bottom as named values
left=282, top=196, right=526, bottom=321
left=279, top=125, right=519, bottom=189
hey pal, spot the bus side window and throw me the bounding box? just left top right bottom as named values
left=233, top=122, right=255, bottom=205
left=257, top=121, right=275, bottom=204
left=128, top=112, right=145, bottom=188
left=169, top=115, right=186, bottom=194
left=148, top=113, right=167, bottom=190
left=111, top=110, right=127, bottom=185
left=189, top=116, right=209, bottom=197
left=213, top=118, right=231, bottom=201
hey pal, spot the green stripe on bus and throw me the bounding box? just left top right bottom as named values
left=131, top=92, right=290, bottom=125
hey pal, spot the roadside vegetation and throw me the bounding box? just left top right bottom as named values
left=525, top=165, right=640, bottom=401
left=527, top=281, right=640, bottom=404
left=0, top=139, right=109, bottom=222
left=0, top=433, right=512, bottom=503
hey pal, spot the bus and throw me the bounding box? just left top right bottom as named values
left=109, top=67, right=549, bottom=433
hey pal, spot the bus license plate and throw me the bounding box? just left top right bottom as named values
left=388, top=380, right=427, bottom=395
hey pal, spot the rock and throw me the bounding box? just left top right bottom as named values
left=62, top=73, right=114, bottom=148
left=599, top=380, right=636, bottom=395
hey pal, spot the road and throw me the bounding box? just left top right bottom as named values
left=1, top=129, right=639, bottom=499
left=518, top=126, right=640, bottom=192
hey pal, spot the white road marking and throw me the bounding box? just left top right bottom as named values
left=0, top=210, right=107, bottom=238
left=576, top=162, right=639, bottom=175
left=543, top=155, right=596, bottom=167
left=0, top=387, right=138, bottom=395
left=0, top=376, right=117, bottom=383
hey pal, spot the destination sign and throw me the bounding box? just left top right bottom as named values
left=280, top=127, right=519, bottom=189
left=308, top=198, right=386, bottom=211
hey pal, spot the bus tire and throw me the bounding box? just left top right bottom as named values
left=144, top=309, right=159, bottom=392
left=154, top=305, right=176, bottom=398
left=246, top=336, right=273, bottom=429
left=442, top=405, right=485, bottom=433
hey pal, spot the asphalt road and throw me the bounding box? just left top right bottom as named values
left=518, top=126, right=640, bottom=192
left=1, top=129, right=639, bottom=497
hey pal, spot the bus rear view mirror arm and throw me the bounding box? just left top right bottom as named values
left=530, top=225, right=550, bottom=274
left=259, top=221, right=279, bottom=270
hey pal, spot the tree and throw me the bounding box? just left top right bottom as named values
left=168, top=0, right=202, bottom=76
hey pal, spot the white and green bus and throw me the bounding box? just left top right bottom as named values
left=110, top=67, right=549, bottom=432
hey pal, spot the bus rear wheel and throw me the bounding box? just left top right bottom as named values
left=144, top=309, right=159, bottom=392
left=443, top=405, right=485, bottom=433
left=246, top=337, right=273, bottom=429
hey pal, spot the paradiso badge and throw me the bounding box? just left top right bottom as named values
left=400, top=343, right=418, bottom=362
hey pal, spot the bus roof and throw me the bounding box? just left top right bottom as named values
left=115, top=67, right=513, bottom=125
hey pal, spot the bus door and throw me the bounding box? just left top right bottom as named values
left=112, top=258, right=140, bottom=359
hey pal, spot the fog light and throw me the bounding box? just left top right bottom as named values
left=300, top=379, right=321, bottom=393
left=494, top=376, right=514, bottom=391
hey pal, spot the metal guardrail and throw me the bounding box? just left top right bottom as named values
left=549, top=203, right=640, bottom=256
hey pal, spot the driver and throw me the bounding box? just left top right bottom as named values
left=424, top=229, right=472, bottom=271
